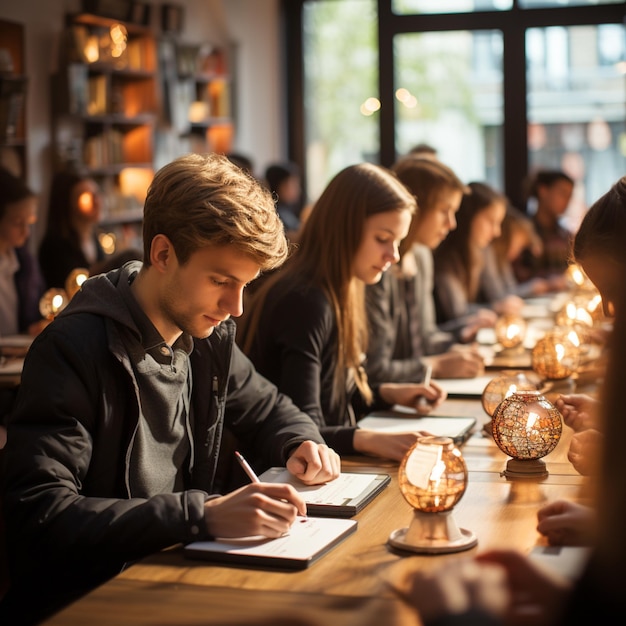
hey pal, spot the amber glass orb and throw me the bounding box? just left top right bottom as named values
left=531, top=329, right=580, bottom=380
left=481, top=372, right=540, bottom=417
left=494, top=314, right=527, bottom=349
left=39, top=288, right=69, bottom=319
left=555, top=300, right=594, bottom=329
left=398, top=436, right=468, bottom=513
left=491, top=390, right=562, bottom=478
left=390, top=436, right=477, bottom=554
left=65, top=267, right=90, bottom=299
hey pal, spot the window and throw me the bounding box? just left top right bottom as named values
left=289, top=1, right=626, bottom=208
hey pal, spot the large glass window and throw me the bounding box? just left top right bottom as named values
left=302, top=0, right=378, bottom=200
left=527, top=24, right=626, bottom=228
left=296, top=1, right=625, bottom=209
left=395, top=30, right=504, bottom=189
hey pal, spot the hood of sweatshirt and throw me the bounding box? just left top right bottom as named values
left=56, top=261, right=143, bottom=343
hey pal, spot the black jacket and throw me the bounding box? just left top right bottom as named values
left=1, top=264, right=324, bottom=624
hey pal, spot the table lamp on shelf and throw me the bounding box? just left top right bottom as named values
left=491, top=390, right=562, bottom=480
left=388, top=436, right=477, bottom=554
left=481, top=371, right=542, bottom=436
left=494, top=313, right=527, bottom=352
left=39, top=288, right=69, bottom=320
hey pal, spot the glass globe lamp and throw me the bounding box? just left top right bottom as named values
left=531, top=329, right=580, bottom=380
left=39, top=288, right=69, bottom=320
left=494, top=313, right=527, bottom=350
left=388, top=436, right=477, bottom=554
left=555, top=300, right=594, bottom=329
left=480, top=371, right=541, bottom=436
left=491, top=390, right=562, bottom=480
left=65, top=267, right=90, bottom=300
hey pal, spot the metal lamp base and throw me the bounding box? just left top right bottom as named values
left=388, top=510, right=477, bottom=554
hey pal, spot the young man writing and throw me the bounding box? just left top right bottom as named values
left=0, top=154, right=340, bottom=624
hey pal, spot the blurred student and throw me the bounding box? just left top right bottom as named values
left=433, top=181, right=517, bottom=331
left=38, top=171, right=105, bottom=289
left=515, top=169, right=574, bottom=284
left=264, top=161, right=303, bottom=242
left=365, top=156, right=485, bottom=384
left=239, top=163, right=446, bottom=462
left=482, top=205, right=564, bottom=302
left=0, top=167, right=46, bottom=337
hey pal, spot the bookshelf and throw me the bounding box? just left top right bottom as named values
left=174, top=42, right=233, bottom=156
left=0, top=19, right=27, bottom=178
left=51, top=12, right=158, bottom=254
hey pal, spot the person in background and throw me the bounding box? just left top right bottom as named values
left=226, top=152, right=255, bottom=177
left=239, top=163, right=446, bottom=463
left=482, top=204, right=564, bottom=302
left=365, top=156, right=485, bottom=384
left=407, top=142, right=438, bottom=160
left=433, top=181, right=517, bottom=332
left=38, top=170, right=106, bottom=289
left=514, top=169, right=574, bottom=284
left=264, top=161, right=303, bottom=241
left=1, top=154, right=340, bottom=625
left=0, top=167, right=46, bottom=337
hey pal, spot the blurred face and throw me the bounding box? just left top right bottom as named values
left=580, top=253, right=620, bottom=317
left=414, top=189, right=463, bottom=249
left=72, top=179, right=102, bottom=224
left=352, top=209, right=412, bottom=284
left=538, top=179, right=573, bottom=217
left=470, top=200, right=506, bottom=249
left=0, top=197, right=37, bottom=252
left=277, top=175, right=301, bottom=205
left=158, top=243, right=260, bottom=340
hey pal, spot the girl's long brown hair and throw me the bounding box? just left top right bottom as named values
left=240, top=163, right=416, bottom=411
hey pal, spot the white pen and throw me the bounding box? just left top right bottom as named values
left=235, top=450, right=260, bottom=483
left=423, top=364, right=433, bottom=387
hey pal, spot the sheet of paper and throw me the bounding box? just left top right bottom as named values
left=358, top=415, right=475, bottom=440
left=258, top=468, right=377, bottom=505
left=187, top=516, right=357, bottom=561
left=436, top=375, right=495, bottom=397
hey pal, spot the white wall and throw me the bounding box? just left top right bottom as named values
left=0, top=0, right=284, bottom=209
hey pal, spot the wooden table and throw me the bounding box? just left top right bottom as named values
left=43, top=396, right=590, bottom=626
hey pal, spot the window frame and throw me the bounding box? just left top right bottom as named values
left=284, top=0, right=625, bottom=208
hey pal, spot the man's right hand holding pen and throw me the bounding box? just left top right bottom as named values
left=203, top=442, right=340, bottom=540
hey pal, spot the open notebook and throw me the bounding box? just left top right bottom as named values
left=360, top=407, right=477, bottom=445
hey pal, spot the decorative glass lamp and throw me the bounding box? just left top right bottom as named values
left=555, top=300, right=594, bottom=329
left=481, top=372, right=541, bottom=436
left=65, top=267, right=90, bottom=299
left=388, top=436, right=477, bottom=554
left=39, top=288, right=69, bottom=320
left=531, top=329, right=580, bottom=380
left=494, top=313, right=527, bottom=351
left=491, top=390, right=562, bottom=480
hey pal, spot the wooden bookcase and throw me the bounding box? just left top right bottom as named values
left=51, top=12, right=158, bottom=253
left=0, top=19, right=28, bottom=178
left=173, top=42, right=234, bottom=156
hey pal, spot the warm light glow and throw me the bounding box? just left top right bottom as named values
left=77, top=191, right=93, bottom=214
left=84, top=36, right=100, bottom=63
left=395, top=87, right=411, bottom=102
left=99, top=232, right=117, bottom=255
left=39, top=288, right=69, bottom=319
left=65, top=267, right=90, bottom=299
left=360, top=97, right=381, bottom=116
left=525, top=411, right=539, bottom=431
left=189, top=101, right=210, bottom=123
left=110, top=24, right=127, bottom=44
left=555, top=343, right=565, bottom=362
left=119, top=168, right=153, bottom=205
